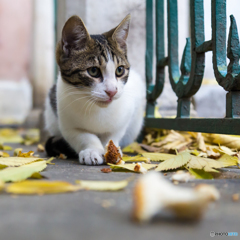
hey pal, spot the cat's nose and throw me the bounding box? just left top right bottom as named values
left=105, top=89, right=117, bottom=98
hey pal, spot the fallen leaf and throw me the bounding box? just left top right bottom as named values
left=0, top=180, right=4, bottom=191
left=0, top=157, right=44, bottom=167
left=155, top=152, right=192, bottom=171
left=188, top=168, right=213, bottom=179
left=139, top=144, right=160, bottom=152
left=141, top=152, right=176, bottom=161
left=18, top=151, right=34, bottom=157
left=0, top=151, right=10, bottom=157
left=0, top=145, right=12, bottom=151
left=122, top=142, right=147, bottom=154
left=109, top=163, right=157, bottom=173
left=30, top=172, right=45, bottom=179
left=6, top=180, right=81, bottom=194
left=58, top=153, right=67, bottom=159
left=122, top=155, right=150, bottom=163
left=216, top=154, right=238, bottom=167
left=0, top=161, right=47, bottom=182
left=101, top=168, right=112, bottom=173
left=196, top=133, right=206, bottom=152
left=76, top=179, right=129, bottom=191
left=14, top=148, right=23, bottom=156
left=0, top=128, right=24, bottom=143
left=187, top=156, right=223, bottom=172
left=37, top=144, right=45, bottom=152
left=203, top=133, right=240, bottom=150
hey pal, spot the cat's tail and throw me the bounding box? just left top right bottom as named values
left=45, top=136, right=78, bottom=159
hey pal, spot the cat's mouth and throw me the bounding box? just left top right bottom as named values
left=96, top=98, right=113, bottom=107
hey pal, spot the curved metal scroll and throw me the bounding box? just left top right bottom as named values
left=212, top=0, right=240, bottom=91
left=168, top=0, right=205, bottom=99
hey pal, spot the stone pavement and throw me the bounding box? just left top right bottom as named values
left=0, top=144, right=240, bottom=240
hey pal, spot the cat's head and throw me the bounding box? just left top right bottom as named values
left=56, top=14, right=131, bottom=106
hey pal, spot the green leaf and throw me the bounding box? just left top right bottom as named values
left=0, top=161, right=47, bottom=182
left=76, top=179, right=129, bottom=191
left=188, top=168, right=213, bottom=179
left=155, top=152, right=192, bottom=171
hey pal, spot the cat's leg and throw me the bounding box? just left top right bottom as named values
left=61, top=129, right=105, bottom=165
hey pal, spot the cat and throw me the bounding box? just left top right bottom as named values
left=44, top=14, right=146, bottom=165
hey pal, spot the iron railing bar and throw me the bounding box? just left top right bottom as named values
left=196, top=40, right=213, bottom=53
left=145, top=118, right=240, bottom=135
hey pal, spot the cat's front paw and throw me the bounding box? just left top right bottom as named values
left=79, top=149, right=105, bottom=165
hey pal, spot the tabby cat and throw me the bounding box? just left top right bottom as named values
left=44, top=14, right=146, bottom=165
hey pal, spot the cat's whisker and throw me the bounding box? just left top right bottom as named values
left=84, top=97, right=96, bottom=116
left=59, top=95, right=90, bottom=112
left=58, top=91, right=92, bottom=101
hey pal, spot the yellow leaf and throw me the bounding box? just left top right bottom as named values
left=122, top=155, right=150, bottom=163
left=30, top=172, right=45, bottom=179
left=216, top=154, right=238, bottom=167
left=155, top=152, right=192, bottom=171
left=0, top=180, right=4, bottom=191
left=6, top=180, right=81, bottom=194
left=0, top=128, right=24, bottom=143
left=188, top=168, right=213, bottom=179
left=0, top=145, right=12, bottom=151
left=196, top=133, right=206, bottom=152
left=0, top=151, right=10, bottom=157
left=14, top=148, right=23, bottom=156
left=141, top=152, right=176, bottom=161
left=122, top=142, right=147, bottom=154
left=0, top=157, right=44, bottom=167
left=109, top=163, right=157, bottom=173
left=18, top=151, right=34, bottom=157
left=0, top=161, right=47, bottom=182
left=203, top=133, right=240, bottom=150
left=76, top=179, right=129, bottom=191
left=187, top=156, right=223, bottom=172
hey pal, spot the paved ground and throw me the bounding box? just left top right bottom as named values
left=0, top=143, right=240, bottom=240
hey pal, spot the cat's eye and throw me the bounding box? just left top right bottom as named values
left=115, top=66, right=125, bottom=77
left=87, top=67, right=101, bottom=78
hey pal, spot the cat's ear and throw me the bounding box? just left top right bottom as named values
left=61, top=15, right=90, bottom=56
left=104, top=14, right=131, bottom=51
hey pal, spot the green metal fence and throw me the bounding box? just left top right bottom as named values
left=145, top=0, right=240, bottom=135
